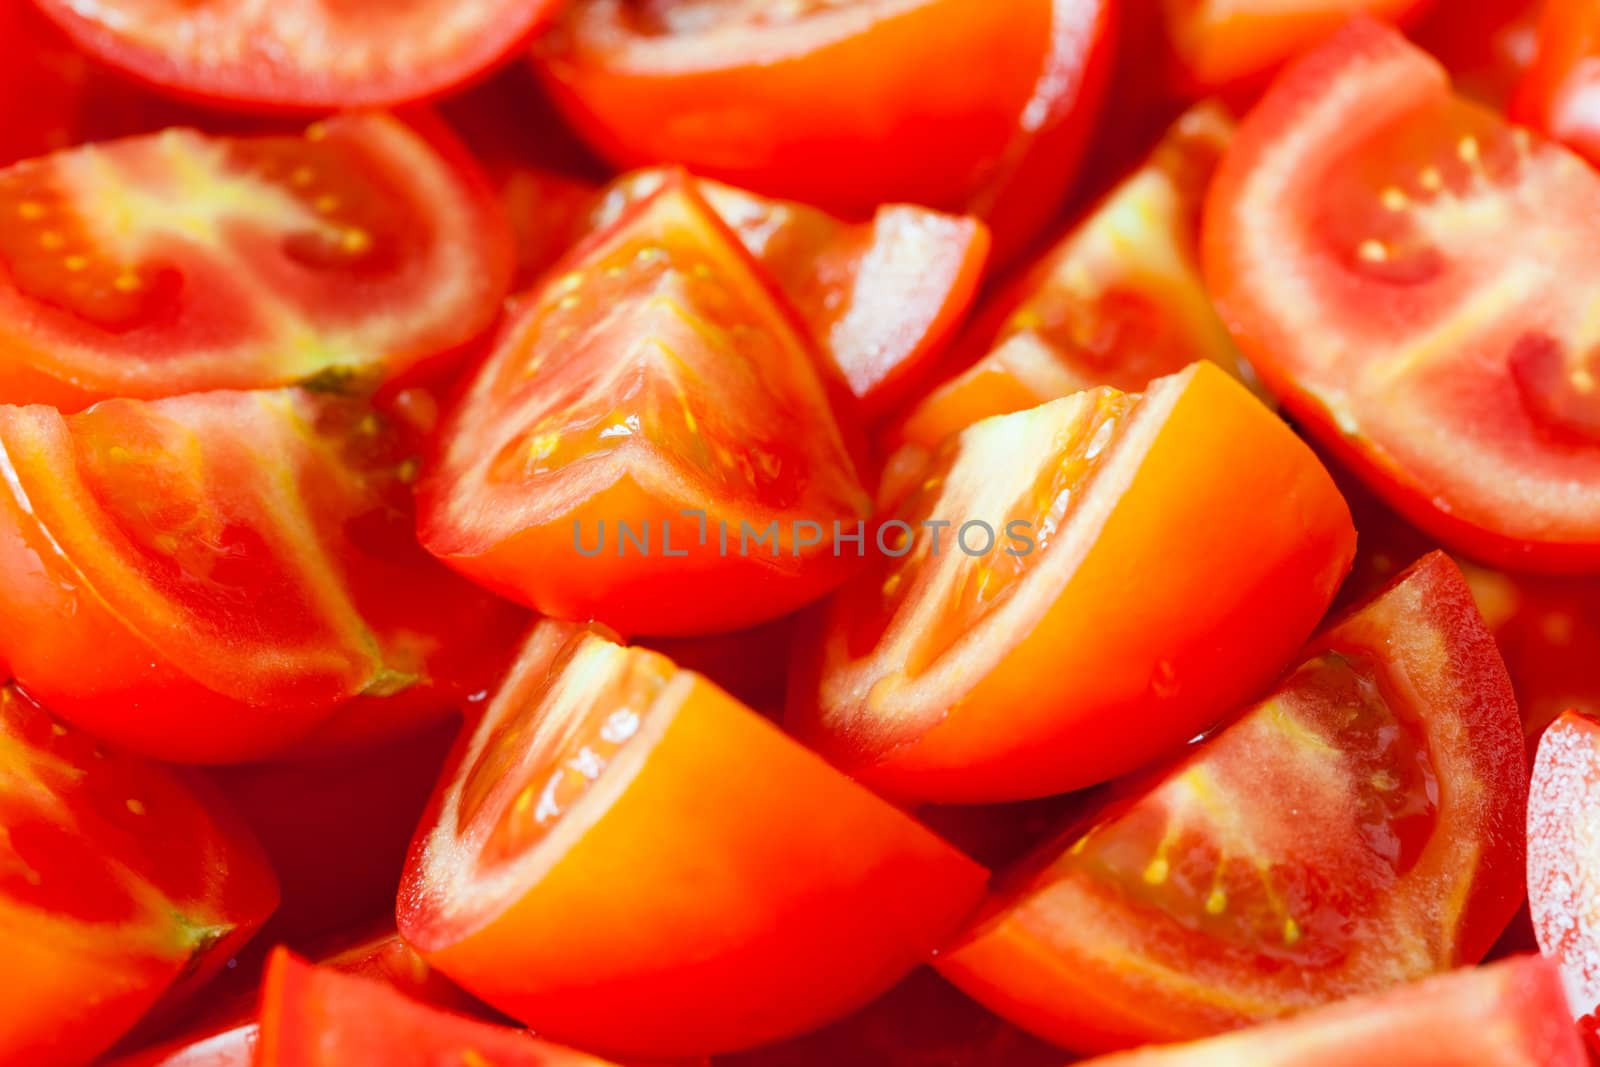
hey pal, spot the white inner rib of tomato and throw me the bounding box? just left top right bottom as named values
left=817, top=372, right=1184, bottom=756
left=403, top=627, right=684, bottom=948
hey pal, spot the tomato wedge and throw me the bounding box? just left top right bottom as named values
left=31, top=0, right=564, bottom=111
left=1513, top=0, right=1600, bottom=167
left=585, top=168, right=991, bottom=416
left=1206, top=19, right=1600, bottom=573
left=1528, top=709, right=1600, bottom=1053
left=0, top=389, right=526, bottom=764
left=790, top=362, right=1355, bottom=803
left=892, top=101, right=1251, bottom=463
left=418, top=176, right=871, bottom=637
left=1072, top=956, right=1583, bottom=1067
left=534, top=0, right=1114, bottom=263
left=937, top=552, right=1526, bottom=1053
left=258, top=949, right=612, bottom=1067
left=0, top=686, right=278, bottom=1065
left=398, top=620, right=987, bottom=1058
left=0, top=113, right=511, bottom=412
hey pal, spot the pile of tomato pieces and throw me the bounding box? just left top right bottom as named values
left=3, top=0, right=1600, bottom=1064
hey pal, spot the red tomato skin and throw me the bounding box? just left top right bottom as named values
left=1513, top=0, right=1600, bottom=166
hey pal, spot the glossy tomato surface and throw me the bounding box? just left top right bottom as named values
left=1076, top=956, right=1583, bottom=1066
left=0, top=389, right=525, bottom=763
left=0, top=686, right=278, bottom=1065
left=1513, top=0, right=1600, bottom=166
left=399, top=620, right=987, bottom=1057
left=534, top=0, right=1114, bottom=263
left=418, top=176, right=871, bottom=637
left=32, top=0, right=566, bottom=111
left=792, top=362, right=1355, bottom=803
left=1206, top=19, right=1600, bottom=573
left=0, top=113, right=511, bottom=411
left=1411, top=0, right=1542, bottom=108
left=937, top=553, right=1527, bottom=1053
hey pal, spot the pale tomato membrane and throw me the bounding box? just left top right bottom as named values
left=1529, top=711, right=1600, bottom=1033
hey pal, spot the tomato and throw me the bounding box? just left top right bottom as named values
left=1410, top=0, right=1542, bottom=109
left=1528, top=709, right=1600, bottom=1053
left=31, top=0, right=565, bottom=111
left=0, top=389, right=526, bottom=764
left=1206, top=19, right=1600, bottom=573
left=0, top=686, right=278, bottom=1065
left=1069, top=956, right=1583, bottom=1066
left=418, top=176, right=872, bottom=637
left=890, top=101, right=1252, bottom=465
left=1513, top=0, right=1600, bottom=167
left=0, top=113, right=511, bottom=412
left=533, top=0, right=1115, bottom=263
left=1162, top=0, right=1435, bottom=94
left=0, top=0, right=94, bottom=166
left=713, top=967, right=1065, bottom=1067
left=937, top=553, right=1527, bottom=1053
left=257, top=949, right=606, bottom=1067
left=790, top=362, right=1355, bottom=804
left=584, top=168, right=991, bottom=417
left=206, top=721, right=459, bottom=943
left=398, top=620, right=987, bottom=1057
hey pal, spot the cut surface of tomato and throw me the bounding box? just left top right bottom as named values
left=534, top=0, right=1114, bottom=262
left=418, top=176, right=871, bottom=637
left=0, top=114, right=511, bottom=411
left=256, top=949, right=612, bottom=1067
left=31, top=0, right=565, bottom=111
left=585, top=167, right=991, bottom=415
left=398, top=620, right=987, bottom=1057
left=0, top=389, right=525, bottom=764
left=1513, top=0, right=1600, bottom=167
left=1528, top=710, right=1600, bottom=1050
left=1205, top=19, right=1600, bottom=572
left=791, top=361, right=1355, bottom=803
left=1074, top=956, right=1583, bottom=1066
left=937, top=552, right=1527, bottom=1053
left=0, top=686, right=279, bottom=1065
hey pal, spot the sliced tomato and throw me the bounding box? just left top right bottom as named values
left=1206, top=19, right=1600, bottom=573
left=1410, top=0, right=1542, bottom=108
left=1513, top=0, right=1600, bottom=167
left=0, top=113, right=511, bottom=411
left=1163, top=0, right=1435, bottom=94
left=937, top=553, right=1527, bottom=1053
left=1528, top=710, right=1600, bottom=1053
left=790, top=362, right=1354, bottom=803
left=32, top=0, right=564, bottom=111
left=1065, top=956, right=1583, bottom=1066
left=889, top=101, right=1252, bottom=469
left=398, top=620, right=987, bottom=1057
left=0, top=389, right=526, bottom=764
left=418, top=176, right=871, bottom=637
left=206, top=721, right=459, bottom=943
left=0, top=686, right=279, bottom=1065
left=534, top=0, right=1114, bottom=264
left=584, top=168, right=991, bottom=416
left=258, top=949, right=610, bottom=1067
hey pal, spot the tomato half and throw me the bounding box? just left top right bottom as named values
left=585, top=168, right=991, bottom=417
left=0, top=389, right=526, bottom=764
left=1205, top=19, right=1600, bottom=573
left=1162, top=0, right=1434, bottom=94
left=258, top=949, right=611, bottom=1067
left=790, top=362, right=1355, bottom=803
left=1513, top=0, right=1600, bottom=167
left=534, top=0, right=1114, bottom=263
left=398, top=620, right=987, bottom=1057
left=892, top=101, right=1251, bottom=461
left=0, top=686, right=279, bottom=1065
left=31, top=0, right=564, bottom=111
left=937, top=552, right=1526, bottom=1053
left=418, top=176, right=871, bottom=637
left=1528, top=709, right=1600, bottom=1053
left=0, top=113, right=511, bottom=412
left=1071, top=956, right=1583, bottom=1067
